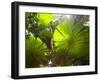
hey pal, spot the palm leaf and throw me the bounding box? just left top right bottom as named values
left=25, top=35, right=49, bottom=68
left=53, top=19, right=89, bottom=66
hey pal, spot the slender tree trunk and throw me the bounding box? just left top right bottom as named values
left=47, top=24, right=54, bottom=67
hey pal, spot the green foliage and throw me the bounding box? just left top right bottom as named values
left=25, top=12, right=54, bottom=49
left=25, top=34, right=48, bottom=68
left=25, top=12, right=89, bottom=68
left=38, top=13, right=54, bottom=27
left=53, top=20, right=89, bottom=66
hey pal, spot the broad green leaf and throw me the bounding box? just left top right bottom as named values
left=25, top=35, right=48, bottom=68
left=53, top=20, right=89, bottom=58
left=38, top=13, right=54, bottom=27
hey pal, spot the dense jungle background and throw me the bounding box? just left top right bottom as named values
left=25, top=12, right=89, bottom=68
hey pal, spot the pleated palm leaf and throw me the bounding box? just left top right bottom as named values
left=25, top=34, right=49, bottom=68
left=53, top=19, right=89, bottom=66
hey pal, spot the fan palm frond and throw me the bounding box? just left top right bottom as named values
left=53, top=19, right=89, bottom=66
left=25, top=35, right=49, bottom=68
